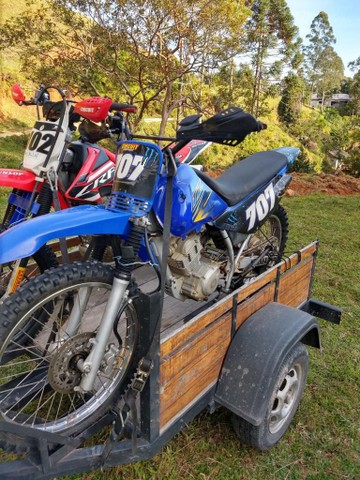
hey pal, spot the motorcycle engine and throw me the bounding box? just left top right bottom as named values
left=167, top=234, right=220, bottom=301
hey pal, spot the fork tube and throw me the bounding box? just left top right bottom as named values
left=3, top=258, right=29, bottom=299
left=77, top=276, right=130, bottom=393
left=61, top=287, right=92, bottom=340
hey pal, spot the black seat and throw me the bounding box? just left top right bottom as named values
left=195, top=151, right=288, bottom=206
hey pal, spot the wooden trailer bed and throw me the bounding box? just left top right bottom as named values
left=46, top=238, right=318, bottom=435
left=157, top=241, right=318, bottom=431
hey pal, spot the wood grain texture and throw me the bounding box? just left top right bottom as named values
left=158, top=242, right=318, bottom=430
left=277, top=257, right=313, bottom=307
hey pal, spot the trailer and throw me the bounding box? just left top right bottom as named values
left=0, top=240, right=341, bottom=479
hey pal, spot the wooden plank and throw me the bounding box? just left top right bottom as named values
left=160, top=296, right=233, bottom=357
left=160, top=242, right=318, bottom=353
left=158, top=244, right=318, bottom=429
left=160, top=265, right=280, bottom=352
left=278, top=241, right=317, bottom=274
left=160, top=314, right=231, bottom=427
left=160, top=355, right=223, bottom=427
left=160, top=381, right=217, bottom=434
left=235, top=283, right=276, bottom=329
left=160, top=312, right=231, bottom=384
left=159, top=283, right=277, bottom=428
left=277, top=257, right=313, bottom=307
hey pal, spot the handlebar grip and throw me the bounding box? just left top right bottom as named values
left=110, top=102, right=137, bottom=114
left=257, top=121, right=267, bottom=131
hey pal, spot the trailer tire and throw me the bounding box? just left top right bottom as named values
left=231, top=342, right=309, bottom=451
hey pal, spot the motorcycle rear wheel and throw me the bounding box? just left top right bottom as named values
left=236, top=204, right=289, bottom=283
left=0, top=262, right=139, bottom=451
left=249, top=203, right=288, bottom=264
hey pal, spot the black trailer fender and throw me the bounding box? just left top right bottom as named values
left=214, top=302, right=320, bottom=426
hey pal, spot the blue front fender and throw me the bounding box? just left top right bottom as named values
left=0, top=205, right=131, bottom=264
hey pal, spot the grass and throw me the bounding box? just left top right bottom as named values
left=0, top=135, right=28, bottom=168
left=0, top=133, right=359, bottom=478
left=0, top=135, right=29, bottom=213
left=73, top=196, right=358, bottom=480
left=0, top=93, right=36, bottom=133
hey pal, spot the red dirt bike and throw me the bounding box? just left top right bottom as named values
left=0, top=84, right=137, bottom=299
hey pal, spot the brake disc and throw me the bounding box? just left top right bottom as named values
left=48, top=332, right=94, bottom=394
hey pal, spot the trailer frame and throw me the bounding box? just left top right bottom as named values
left=0, top=240, right=341, bottom=479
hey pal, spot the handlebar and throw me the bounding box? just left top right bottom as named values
left=110, top=102, right=137, bottom=114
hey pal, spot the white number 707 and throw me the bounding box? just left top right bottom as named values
left=245, top=183, right=276, bottom=231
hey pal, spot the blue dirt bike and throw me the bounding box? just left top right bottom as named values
left=0, top=106, right=299, bottom=443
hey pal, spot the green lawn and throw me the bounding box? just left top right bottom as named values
left=0, top=134, right=359, bottom=479
left=90, top=195, right=359, bottom=480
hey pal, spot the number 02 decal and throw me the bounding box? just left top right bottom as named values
left=116, top=153, right=145, bottom=182
left=28, top=131, right=55, bottom=155
left=245, top=183, right=276, bottom=231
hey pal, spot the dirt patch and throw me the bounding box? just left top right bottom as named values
left=206, top=169, right=360, bottom=196
left=287, top=172, right=360, bottom=196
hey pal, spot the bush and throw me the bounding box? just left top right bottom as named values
left=289, top=148, right=315, bottom=173
left=343, top=149, right=360, bottom=177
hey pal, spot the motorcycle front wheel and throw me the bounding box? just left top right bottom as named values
left=0, top=244, right=57, bottom=301
left=0, top=262, right=139, bottom=444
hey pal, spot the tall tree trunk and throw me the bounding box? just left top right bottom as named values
left=159, top=81, right=173, bottom=141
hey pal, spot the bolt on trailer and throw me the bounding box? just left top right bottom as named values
left=0, top=240, right=341, bottom=479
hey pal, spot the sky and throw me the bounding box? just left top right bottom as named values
left=286, top=0, right=360, bottom=76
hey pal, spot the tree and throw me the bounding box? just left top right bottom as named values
left=316, top=46, right=344, bottom=108
left=348, top=57, right=360, bottom=116
left=244, top=0, right=301, bottom=116
left=304, top=11, right=344, bottom=109
left=0, top=0, right=250, bottom=133
left=278, top=73, right=305, bottom=125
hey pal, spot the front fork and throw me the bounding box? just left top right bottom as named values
left=74, top=221, right=145, bottom=393
left=74, top=276, right=130, bottom=393
left=1, top=181, right=53, bottom=300
left=1, top=170, right=66, bottom=300
left=3, top=258, right=29, bottom=299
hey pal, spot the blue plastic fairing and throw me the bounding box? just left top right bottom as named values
left=274, top=147, right=300, bottom=165
left=0, top=205, right=131, bottom=263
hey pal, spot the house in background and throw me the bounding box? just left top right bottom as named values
left=310, top=93, right=350, bottom=108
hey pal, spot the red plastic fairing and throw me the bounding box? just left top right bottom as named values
left=0, top=169, right=36, bottom=190
left=65, top=147, right=115, bottom=203
left=74, top=97, right=113, bottom=122
left=102, top=148, right=116, bottom=164
left=11, top=84, right=26, bottom=105
left=0, top=169, right=69, bottom=209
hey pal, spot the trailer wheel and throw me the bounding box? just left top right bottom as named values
left=231, top=342, right=309, bottom=451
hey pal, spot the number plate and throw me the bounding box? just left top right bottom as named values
left=23, top=121, right=64, bottom=174
left=113, top=142, right=162, bottom=200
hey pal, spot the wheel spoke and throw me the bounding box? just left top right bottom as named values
left=0, top=263, right=137, bottom=436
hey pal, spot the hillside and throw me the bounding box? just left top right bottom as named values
left=0, top=0, right=28, bottom=75
left=0, top=0, right=356, bottom=174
